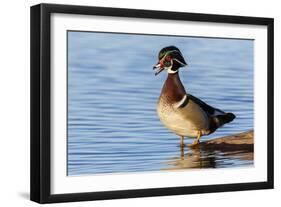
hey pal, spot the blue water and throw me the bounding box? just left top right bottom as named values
left=67, top=31, right=254, bottom=176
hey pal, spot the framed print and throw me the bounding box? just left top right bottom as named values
left=30, top=3, right=274, bottom=203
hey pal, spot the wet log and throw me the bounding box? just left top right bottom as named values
left=199, top=130, right=254, bottom=152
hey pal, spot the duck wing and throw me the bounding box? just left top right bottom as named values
left=187, top=94, right=225, bottom=116
left=173, top=94, right=235, bottom=133
left=187, top=94, right=236, bottom=128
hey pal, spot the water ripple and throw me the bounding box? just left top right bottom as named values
left=67, top=32, right=254, bottom=175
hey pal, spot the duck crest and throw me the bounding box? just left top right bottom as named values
left=159, top=72, right=186, bottom=105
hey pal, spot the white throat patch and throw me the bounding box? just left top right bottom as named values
left=167, top=67, right=178, bottom=74
left=166, top=60, right=177, bottom=74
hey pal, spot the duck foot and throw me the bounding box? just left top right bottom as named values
left=188, top=140, right=200, bottom=148
left=188, top=131, right=201, bottom=148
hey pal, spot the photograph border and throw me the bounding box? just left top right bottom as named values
left=30, top=3, right=274, bottom=203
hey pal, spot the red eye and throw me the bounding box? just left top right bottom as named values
left=166, top=56, right=172, bottom=61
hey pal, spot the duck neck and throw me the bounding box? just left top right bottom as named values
left=168, top=71, right=179, bottom=77
left=161, top=72, right=186, bottom=103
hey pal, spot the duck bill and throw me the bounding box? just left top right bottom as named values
left=153, top=63, right=164, bottom=76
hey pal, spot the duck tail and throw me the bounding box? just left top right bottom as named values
left=214, top=112, right=236, bottom=127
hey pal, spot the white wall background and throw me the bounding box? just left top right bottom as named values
left=0, top=0, right=279, bottom=206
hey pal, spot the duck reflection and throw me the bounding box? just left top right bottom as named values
left=175, top=146, right=217, bottom=169
left=166, top=142, right=253, bottom=170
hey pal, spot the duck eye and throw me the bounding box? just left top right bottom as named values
left=163, top=55, right=172, bottom=67
left=166, top=56, right=172, bottom=61
left=164, top=60, right=171, bottom=67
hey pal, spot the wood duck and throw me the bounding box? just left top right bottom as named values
left=153, top=46, right=236, bottom=147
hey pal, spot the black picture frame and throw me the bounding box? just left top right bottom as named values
left=30, top=3, right=274, bottom=204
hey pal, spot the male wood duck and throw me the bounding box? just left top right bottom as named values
left=153, top=46, right=236, bottom=147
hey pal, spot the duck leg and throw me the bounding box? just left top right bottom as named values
left=180, top=146, right=184, bottom=160
left=188, top=131, right=201, bottom=147
left=180, top=136, right=184, bottom=147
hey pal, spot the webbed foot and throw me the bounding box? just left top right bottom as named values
left=188, top=139, right=200, bottom=147
left=188, top=131, right=201, bottom=147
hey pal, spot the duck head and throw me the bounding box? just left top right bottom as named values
left=153, top=46, right=187, bottom=76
